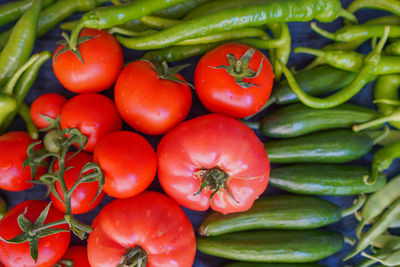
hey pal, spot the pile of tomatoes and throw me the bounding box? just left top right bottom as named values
left=0, top=28, right=274, bottom=266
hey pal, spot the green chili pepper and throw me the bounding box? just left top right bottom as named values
left=347, top=0, right=400, bottom=17
left=152, top=0, right=211, bottom=19
left=374, top=75, right=400, bottom=129
left=311, top=22, right=400, bottom=42
left=269, top=23, right=291, bottom=81
left=0, top=0, right=53, bottom=27
left=18, top=102, right=38, bottom=140
left=116, top=0, right=356, bottom=50
left=0, top=51, right=51, bottom=136
left=0, top=0, right=43, bottom=88
left=345, top=197, right=400, bottom=260
left=138, top=15, right=180, bottom=29
left=385, top=40, right=400, bottom=56
left=278, top=26, right=389, bottom=109
left=367, top=142, right=400, bottom=186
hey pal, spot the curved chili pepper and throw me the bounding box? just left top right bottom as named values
left=385, top=40, right=400, bottom=56
left=0, top=0, right=43, bottom=88
left=115, top=0, right=356, bottom=50
left=152, top=0, right=211, bottom=19
left=367, top=141, right=400, bottom=185
left=0, top=0, right=53, bottom=27
left=268, top=23, right=291, bottom=81
left=348, top=0, right=400, bottom=18
left=278, top=26, right=389, bottom=109
left=0, top=0, right=109, bottom=50
left=374, top=75, right=400, bottom=129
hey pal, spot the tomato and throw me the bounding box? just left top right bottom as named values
left=157, top=114, right=270, bottom=214
left=59, top=246, right=90, bottom=267
left=30, top=93, right=67, bottom=129
left=87, top=191, right=196, bottom=267
left=50, top=152, right=105, bottom=214
left=194, top=43, right=274, bottom=118
left=0, top=132, right=45, bottom=191
left=114, top=60, right=192, bottom=135
left=52, top=28, right=123, bottom=93
left=60, top=93, right=122, bottom=152
left=0, top=200, right=70, bottom=267
left=93, top=131, right=157, bottom=198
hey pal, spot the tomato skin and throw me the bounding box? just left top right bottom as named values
left=0, top=132, right=45, bottom=191
left=87, top=191, right=196, bottom=267
left=157, top=114, right=270, bottom=214
left=194, top=43, right=274, bottom=118
left=30, top=93, right=67, bottom=129
left=60, top=246, right=90, bottom=267
left=114, top=60, right=192, bottom=135
left=52, top=28, right=123, bottom=93
left=50, top=152, right=104, bottom=214
left=0, top=200, right=70, bottom=267
left=93, top=131, right=157, bottom=198
left=60, top=93, right=122, bottom=152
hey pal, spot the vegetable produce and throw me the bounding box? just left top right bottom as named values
left=367, top=142, right=400, bottom=185
left=53, top=28, right=123, bottom=93
left=269, top=164, right=386, bottom=195
left=60, top=93, right=122, bottom=152
left=224, top=263, right=326, bottom=267
left=199, top=195, right=343, bottom=236
left=0, top=200, right=70, bottom=265
left=194, top=43, right=274, bottom=118
left=347, top=0, right=400, bottom=17
left=30, top=93, right=67, bottom=129
left=197, top=229, right=344, bottom=263
left=87, top=191, right=196, bottom=267
left=248, top=103, right=379, bottom=138
left=0, top=196, right=6, bottom=220
left=157, top=114, right=269, bottom=214
left=264, top=129, right=378, bottom=164
left=0, top=0, right=42, bottom=88
left=57, top=246, right=90, bottom=267
left=374, top=74, right=400, bottom=129
left=50, top=152, right=105, bottom=214
left=93, top=131, right=157, bottom=198
left=0, top=0, right=53, bottom=27
left=114, top=60, right=192, bottom=135
left=0, top=132, right=44, bottom=191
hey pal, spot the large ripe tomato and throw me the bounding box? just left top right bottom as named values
left=60, top=93, right=122, bottom=152
left=194, top=43, right=274, bottom=118
left=50, top=152, right=105, bottom=214
left=93, top=131, right=157, bottom=198
left=157, top=114, right=270, bottom=214
left=30, top=93, right=67, bottom=129
left=0, top=200, right=70, bottom=267
left=59, top=246, right=90, bottom=267
left=52, top=28, right=123, bottom=93
left=0, top=132, right=44, bottom=191
left=87, top=191, right=196, bottom=267
left=114, top=60, right=192, bottom=135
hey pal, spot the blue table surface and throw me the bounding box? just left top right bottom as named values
left=1, top=0, right=399, bottom=266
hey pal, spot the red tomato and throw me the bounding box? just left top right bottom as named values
left=93, top=131, right=157, bottom=198
left=30, top=93, right=67, bottom=129
left=157, top=114, right=270, bottom=214
left=114, top=60, right=192, bottom=135
left=60, top=93, right=122, bottom=152
left=50, top=152, right=105, bottom=214
left=194, top=43, right=274, bottom=118
left=52, top=28, right=123, bottom=93
left=60, top=246, right=90, bottom=267
left=87, top=191, right=196, bottom=267
left=0, top=200, right=70, bottom=267
left=0, top=132, right=45, bottom=191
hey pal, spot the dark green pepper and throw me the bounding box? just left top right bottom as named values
left=0, top=0, right=53, bottom=27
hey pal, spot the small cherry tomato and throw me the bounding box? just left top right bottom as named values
left=30, top=93, right=67, bottom=129
left=0, top=200, right=70, bottom=267
left=157, top=114, right=270, bottom=214
left=114, top=60, right=192, bottom=135
left=94, top=131, right=157, bottom=198
left=87, top=191, right=196, bottom=267
left=194, top=43, right=274, bottom=118
left=59, top=246, right=90, bottom=267
left=60, top=93, right=122, bottom=152
left=50, top=152, right=105, bottom=214
left=52, top=28, right=123, bottom=93
left=0, top=132, right=45, bottom=191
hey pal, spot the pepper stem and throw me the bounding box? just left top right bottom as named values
left=294, top=47, right=326, bottom=58
left=342, top=194, right=366, bottom=218
left=310, top=22, right=337, bottom=41
left=339, top=9, right=358, bottom=24
left=353, top=109, right=400, bottom=132
left=118, top=246, right=148, bottom=267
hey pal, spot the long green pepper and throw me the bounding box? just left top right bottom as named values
left=0, top=0, right=53, bottom=27
left=0, top=0, right=43, bottom=88
left=347, top=0, right=400, bottom=18
left=116, top=0, right=356, bottom=50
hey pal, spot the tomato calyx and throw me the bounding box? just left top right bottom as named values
left=54, top=32, right=99, bottom=64
left=144, top=60, right=194, bottom=88
left=118, top=245, right=148, bottom=267
left=0, top=203, right=69, bottom=262
left=194, top=167, right=238, bottom=204
left=210, top=48, right=263, bottom=89
left=54, top=259, right=74, bottom=267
